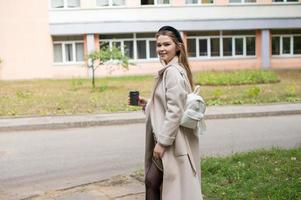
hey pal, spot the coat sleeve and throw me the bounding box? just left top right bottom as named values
left=156, top=67, right=188, bottom=146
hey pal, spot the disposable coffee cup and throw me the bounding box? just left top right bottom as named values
left=129, top=91, right=139, bottom=106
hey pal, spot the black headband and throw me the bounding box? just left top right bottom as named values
left=157, top=26, right=183, bottom=43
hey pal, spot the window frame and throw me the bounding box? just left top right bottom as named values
left=50, top=0, right=80, bottom=9
left=140, top=0, right=171, bottom=6
left=53, top=40, right=85, bottom=65
left=229, top=0, right=257, bottom=4
left=187, top=34, right=256, bottom=59
left=272, top=0, right=299, bottom=4
left=185, top=0, right=199, bottom=4
left=272, top=34, right=301, bottom=57
left=99, top=38, right=157, bottom=61
left=96, top=0, right=126, bottom=7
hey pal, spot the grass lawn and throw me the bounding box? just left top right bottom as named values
left=0, top=69, right=300, bottom=117
left=131, top=147, right=301, bottom=200
left=202, top=147, right=301, bottom=200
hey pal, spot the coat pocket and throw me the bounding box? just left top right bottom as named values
left=174, top=130, right=188, bottom=156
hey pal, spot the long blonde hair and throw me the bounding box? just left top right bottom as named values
left=155, top=30, right=194, bottom=89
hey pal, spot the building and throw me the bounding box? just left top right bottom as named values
left=0, top=0, right=300, bottom=80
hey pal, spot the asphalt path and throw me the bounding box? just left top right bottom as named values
left=0, top=115, right=301, bottom=200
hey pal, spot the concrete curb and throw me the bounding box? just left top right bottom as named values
left=0, top=103, right=300, bottom=132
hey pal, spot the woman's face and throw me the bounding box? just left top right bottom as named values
left=156, top=35, right=177, bottom=64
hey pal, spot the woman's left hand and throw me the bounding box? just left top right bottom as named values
left=153, top=143, right=166, bottom=159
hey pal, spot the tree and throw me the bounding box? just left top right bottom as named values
left=88, top=45, right=129, bottom=88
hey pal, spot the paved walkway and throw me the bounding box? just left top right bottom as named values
left=1, top=103, right=301, bottom=132
left=27, top=174, right=145, bottom=200
left=2, top=103, right=301, bottom=200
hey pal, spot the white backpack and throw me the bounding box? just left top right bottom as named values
left=163, top=66, right=206, bottom=136
left=180, top=85, right=206, bottom=136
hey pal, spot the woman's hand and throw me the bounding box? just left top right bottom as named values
left=138, top=96, right=147, bottom=107
left=153, top=143, right=166, bottom=159
left=128, top=96, right=147, bottom=107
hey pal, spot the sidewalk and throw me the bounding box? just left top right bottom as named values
left=1, top=103, right=301, bottom=132
left=27, top=174, right=145, bottom=200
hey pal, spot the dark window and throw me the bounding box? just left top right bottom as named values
left=293, top=36, right=301, bottom=54
left=282, top=37, right=291, bottom=54
left=124, top=41, right=134, bottom=59
left=187, top=39, right=196, bottom=57
left=210, top=38, right=220, bottom=57
left=223, top=38, right=232, bottom=56
left=137, top=41, right=147, bottom=59
left=246, top=37, right=256, bottom=56
left=149, top=41, right=157, bottom=58
left=141, top=0, right=154, bottom=5
left=199, top=39, right=208, bottom=56
left=272, top=37, right=280, bottom=55
left=235, top=38, right=244, bottom=55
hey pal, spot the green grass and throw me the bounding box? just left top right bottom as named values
left=0, top=69, right=300, bottom=117
left=202, top=147, right=301, bottom=200
left=132, top=148, right=301, bottom=200
left=195, top=70, right=280, bottom=86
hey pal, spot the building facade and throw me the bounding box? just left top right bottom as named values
left=0, top=0, right=300, bottom=80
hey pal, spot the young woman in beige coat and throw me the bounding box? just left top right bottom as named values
left=138, top=26, right=203, bottom=200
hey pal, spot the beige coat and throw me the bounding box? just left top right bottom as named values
left=145, top=57, right=203, bottom=200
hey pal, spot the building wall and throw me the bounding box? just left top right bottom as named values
left=271, top=58, right=301, bottom=69
left=0, top=0, right=53, bottom=80
left=0, top=0, right=301, bottom=80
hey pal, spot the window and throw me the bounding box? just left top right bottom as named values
left=149, top=41, right=157, bottom=58
left=229, top=0, right=256, bottom=3
left=53, top=42, right=84, bottom=64
left=186, top=0, right=198, bottom=4
left=293, top=36, right=301, bottom=54
left=97, top=0, right=109, bottom=6
left=112, top=0, right=125, bottom=6
left=51, top=0, right=64, bottom=8
left=96, top=0, right=125, bottom=6
left=187, top=32, right=256, bottom=59
left=137, top=41, right=147, bottom=59
left=136, top=39, right=157, bottom=59
left=272, top=37, right=280, bottom=55
left=199, top=39, right=208, bottom=56
left=187, top=39, right=197, bottom=57
left=100, top=41, right=110, bottom=50
left=141, top=0, right=170, bottom=5
left=53, top=44, right=63, bottom=62
left=124, top=41, right=134, bottom=59
left=272, top=34, right=301, bottom=56
left=223, top=38, right=232, bottom=56
left=75, top=43, right=84, bottom=61
left=272, top=0, right=298, bottom=2
left=65, top=43, right=73, bottom=62
left=246, top=37, right=256, bottom=56
left=51, top=0, right=80, bottom=8
left=112, top=41, right=121, bottom=49
left=99, top=34, right=158, bottom=60
left=67, top=0, right=80, bottom=7
left=235, top=38, right=244, bottom=56
left=100, top=40, right=134, bottom=59
left=282, top=37, right=291, bottom=54
left=210, top=38, right=220, bottom=57
left=201, top=0, right=214, bottom=3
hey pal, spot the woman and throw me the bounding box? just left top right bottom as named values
left=138, top=26, right=203, bottom=200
